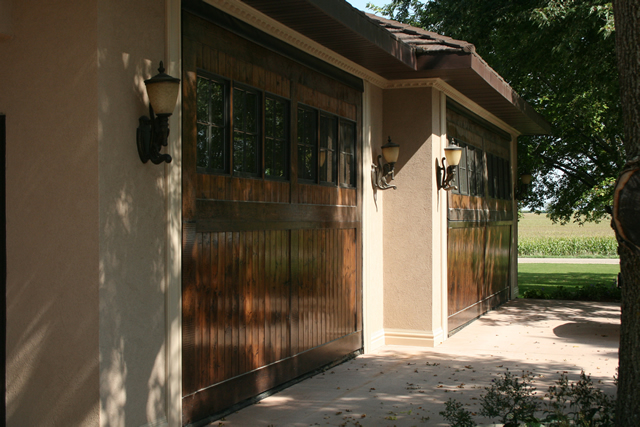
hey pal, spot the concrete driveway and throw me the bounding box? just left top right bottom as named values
left=216, top=299, right=620, bottom=426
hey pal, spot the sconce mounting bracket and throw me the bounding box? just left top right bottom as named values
left=136, top=107, right=172, bottom=165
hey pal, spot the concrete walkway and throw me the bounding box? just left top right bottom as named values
left=218, top=299, right=620, bottom=426
left=518, top=258, right=619, bottom=264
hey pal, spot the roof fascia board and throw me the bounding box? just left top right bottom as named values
left=304, top=0, right=417, bottom=70
left=386, top=78, right=522, bottom=137
left=204, top=0, right=390, bottom=88
left=414, top=52, right=550, bottom=135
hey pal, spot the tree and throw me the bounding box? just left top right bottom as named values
left=373, top=0, right=640, bottom=422
left=611, top=0, right=640, bottom=424
left=370, top=0, right=623, bottom=224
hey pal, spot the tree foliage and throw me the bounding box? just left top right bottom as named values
left=370, top=0, right=624, bottom=224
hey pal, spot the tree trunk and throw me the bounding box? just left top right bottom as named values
left=612, top=1, right=640, bottom=425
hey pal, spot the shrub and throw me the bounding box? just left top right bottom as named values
left=522, top=283, right=621, bottom=302
left=440, top=399, right=477, bottom=427
left=480, top=370, right=539, bottom=426
left=522, top=288, right=547, bottom=299
left=439, top=370, right=615, bottom=427
left=543, top=371, right=615, bottom=426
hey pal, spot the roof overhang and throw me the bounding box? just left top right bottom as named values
left=233, top=0, right=550, bottom=135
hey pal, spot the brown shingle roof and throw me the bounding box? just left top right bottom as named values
left=365, top=14, right=476, bottom=54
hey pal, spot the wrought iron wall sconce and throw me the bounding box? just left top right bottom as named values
left=136, top=61, right=181, bottom=164
left=372, top=137, right=400, bottom=190
left=436, top=140, right=463, bottom=191
left=515, top=173, right=533, bottom=199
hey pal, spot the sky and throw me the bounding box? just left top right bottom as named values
left=346, top=0, right=381, bottom=13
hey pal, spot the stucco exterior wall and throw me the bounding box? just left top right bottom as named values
left=1, top=0, right=101, bottom=425
left=97, top=0, right=168, bottom=425
left=382, top=86, right=443, bottom=345
left=1, top=0, right=171, bottom=425
left=362, top=81, right=385, bottom=352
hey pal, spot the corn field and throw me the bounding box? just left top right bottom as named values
left=518, top=213, right=617, bottom=257
left=518, top=236, right=618, bottom=257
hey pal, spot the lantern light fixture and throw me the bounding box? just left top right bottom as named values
left=136, top=61, right=181, bottom=164
left=436, top=139, right=463, bottom=191
left=516, top=173, right=533, bottom=199
left=372, top=136, right=400, bottom=190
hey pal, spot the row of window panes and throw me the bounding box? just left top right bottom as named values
left=452, top=140, right=510, bottom=199
left=197, top=72, right=356, bottom=187
left=297, top=106, right=356, bottom=187
left=487, top=153, right=511, bottom=200
left=197, top=74, right=288, bottom=179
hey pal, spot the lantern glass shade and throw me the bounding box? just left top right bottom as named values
left=521, top=173, right=533, bottom=185
left=146, top=80, right=180, bottom=115
left=381, top=137, right=400, bottom=164
left=444, top=146, right=462, bottom=166
left=382, top=145, right=399, bottom=164
left=382, top=144, right=400, bottom=163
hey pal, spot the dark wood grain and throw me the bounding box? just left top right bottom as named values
left=447, top=222, right=511, bottom=333
left=182, top=11, right=363, bottom=424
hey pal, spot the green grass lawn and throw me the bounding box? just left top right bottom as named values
left=518, top=263, right=620, bottom=300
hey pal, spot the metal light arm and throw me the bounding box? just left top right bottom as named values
left=137, top=105, right=172, bottom=164
left=436, top=157, right=457, bottom=191
left=372, top=154, right=397, bottom=191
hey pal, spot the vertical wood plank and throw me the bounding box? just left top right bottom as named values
left=319, top=229, right=326, bottom=345
left=201, top=233, right=211, bottom=388
left=264, top=230, right=272, bottom=365
left=313, top=229, right=319, bottom=348
left=276, top=230, right=284, bottom=361
left=211, top=232, right=220, bottom=384
left=252, top=230, right=260, bottom=369
left=269, top=230, right=277, bottom=362
left=182, top=223, right=197, bottom=395
left=233, top=232, right=241, bottom=377
left=290, top=229, right=300, bottom=356
left=246, top=231, right=254, bottom=371
left=257, top=230, right=266, bottom=367
left=224, top=231, right=233, bottom=380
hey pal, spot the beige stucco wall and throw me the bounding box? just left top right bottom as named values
left=0, top=0, right=12, bottom=40
left=97, top=0, right=168, bottom=425
left=1, top=0, right=100, bottom=425
left=1, top=0, right=171, bottom=425
left=362, top=81, right=385, bottom=352
left=381, top=86, right=447, bottom=346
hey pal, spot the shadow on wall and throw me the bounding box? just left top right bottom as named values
left=6, top=53, right=170, bottom=427
left=4, top=0, right=172, bottom=425
left=98, top=50, right=169, bottom=425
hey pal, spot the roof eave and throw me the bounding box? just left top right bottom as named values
left=408, top=52, right=551, bottom=135
left=236, top=0, right=551, bottom=135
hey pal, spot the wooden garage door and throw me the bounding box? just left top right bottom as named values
left=181, top=9, right=362, bottom=425
left=446, top=105, right=513, bottom=333
left=447, top=222, right=511, bottom=332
